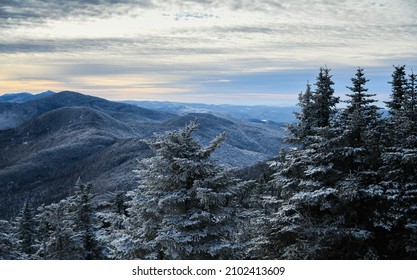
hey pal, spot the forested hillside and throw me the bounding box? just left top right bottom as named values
left=0, top=91, right=285, bottom=219
left=1, top=65, right=416, bottom=259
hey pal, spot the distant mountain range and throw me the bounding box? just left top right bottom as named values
left=124, top=100, right=297, bottom=123
left=0, top=91, right=172, bottom=130
left=0, top=91, right=289, bottom=218
left=0, top=90, right=55, bottom=103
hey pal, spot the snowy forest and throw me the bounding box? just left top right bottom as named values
left=1, top=65, right=416, bottom=260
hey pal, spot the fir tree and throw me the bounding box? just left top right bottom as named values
left=402, top=71, right=417, bottom=142
left=386, top=65, right=407, bottom=117
left=120, top=121, right=246, bottom=259
left=34, top=201, right=78, bottom=259
left=15, top=200, right=37, bottom=257
left=379, top=68, right=417, bottom=258
left=267, top=68, right=386, bottom=259
left=312, top=66, right=339, bottom=128
left=68, top=181, right=103, bottom=259
left=0, top=219, right=21, bottom=259
left=266, top=68, right=342, bottom=259
left=288, top=82, right=315, bottom=146
left=339, top=67, right=382, bottom=174
left=332, top=68, right=386, bottom=258
left=34, top=182, right=103, bottom=259
left=96, top=191, right=129, bottom=259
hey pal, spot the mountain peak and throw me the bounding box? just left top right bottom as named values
left=0, top=90, right=55, bottom=103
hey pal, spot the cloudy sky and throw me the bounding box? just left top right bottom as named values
left=1, top=0, right=416, bottom=105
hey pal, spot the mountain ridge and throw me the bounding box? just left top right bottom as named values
left=0, top=91, right=287, bottom=219
left=123, top=100, right=297, bottom=123
left=0, top=90, right=55, bottom=103
left=0, top=91, right=174, bottom=130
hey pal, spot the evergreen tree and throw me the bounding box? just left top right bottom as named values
left=379, top=145, right=417, bottom=258
left=339, top=67, right=382, bottom=174
left=119, top=121, right=245, bottom=259
left=267, top=68, right=386, bottom=259
left=267, top=139, right=349, bottom=259
left=34, top=201, right=78, bottom=259
left=0, top=219, right=21, bottom=259
left=312, top=66, right=339, bottom=128
left=96, top=191, right=129, bottom=259
left=34, top=182, right=103, bottom=259
left=333, top=68, right=386, bottom=258
left=384, top=65, right=408, bottom=146
left=266, top=68, right=342, bottom=259
left=68, top=181, right=103, bottom=259
left=402, top=71, right=417, bottom=142
left=288, top=82, right=315, bottom=146
left=15, top=200, right=37, bottom=257
left=379, top=68, right=417, bottom=258
left=386, top=65, right=407, bottom=117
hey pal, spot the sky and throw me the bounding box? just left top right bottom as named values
left=0, top=0, right=417, bottom=106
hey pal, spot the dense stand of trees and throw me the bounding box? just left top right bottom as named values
left=1, top=65, right=416, bottom=260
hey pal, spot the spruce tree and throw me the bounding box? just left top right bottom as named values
left=380, top=67, right=417, bottom=258
left=339, top=67, right=382, bottom=174
left=0, top=219, right=21, bottom=259
left=15, top=200, right=37, bottom=257
left=267, top=68, right=387, bottom=259
left=312, top=66, right=339, bottom=128
left=34, top=182, right=103, bottom=259
left=333, top=68, right=386, bottom=258
left=386, top=65, right=407, bottom=117
left=384, top=65, right=408, bottom=146
left=288, top=82, right=315, bottom=146
left=120, top=121, right=245, bottom=259
left=34, top=201, right=78, bottom=259
left=96, top=191, right=129, bottom=259
left=402, top=71, right=417, bottom=142
left=68, top=181, right=103, bottom=259
left=266, top=67, right=343, bottom=259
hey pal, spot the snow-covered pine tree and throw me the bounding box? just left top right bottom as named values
left=266, top=67, right=345, bottom=259
left=312, top=66, right=339, bottom=128
left=402, top=71, right=417, bottom=143
left=34, top=181, right=103, bottom=259
left=68, top=181, right=103, bottom=259
left=120, top=120, right=245, bottom=260
left=287, top=82, right=315, bottom=146
left=339, top=67, right=382, bottom=175
left=0, top=219, right=21, bottom=259
left=96, top=191, right=129, bottom=259
left=331, top=67, right=385, bottom=258
left=386, top=65, right=407, bottom=117
left=384, top=65, right=408, bottom=146
left=34, top=201, right=78, bottom=259
left=380, top=67, right=417, bottom=258
left=15, top=199, right=37, bottom=257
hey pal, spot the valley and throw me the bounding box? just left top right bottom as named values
left=0, top=91, right=287, bottom=218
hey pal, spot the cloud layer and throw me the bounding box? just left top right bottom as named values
left=1, top=0, right=417, bottom=104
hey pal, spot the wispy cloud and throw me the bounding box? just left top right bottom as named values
left=1, top=0, right=416, bottom=104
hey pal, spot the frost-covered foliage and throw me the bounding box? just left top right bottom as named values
left=378, top=67, right=417, bottom=258
left=68, top=181, right=103, bottom=259
left=311, top=66, right=339, bottom=128
left=386, top=65, right=408, bottom=117
left=117, top=120, right=247, bottom=259
left=96, top=191, right=129, bottom=259
left=33, top=181, right=104, bottom=259
left=15, top=200, right=37, bottom=257
left=287, top=83, right=315, bottom=146
left=267, top=66, right=417, bottom=259
left=0, top=219, right=21, bottom=259
left=34, top=201, right=78, bottom=259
